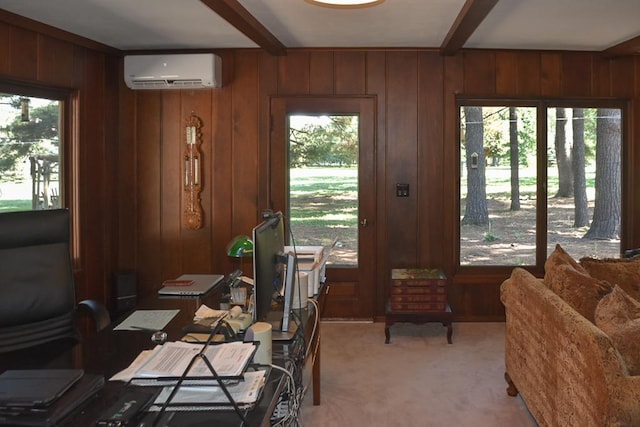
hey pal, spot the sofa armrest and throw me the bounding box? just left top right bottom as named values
left=76, top=299, right=111, bottom=332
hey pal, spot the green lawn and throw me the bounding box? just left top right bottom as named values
left=289, top=167, right=358, bottom=257
left=0, top=199, right=32, bottom=212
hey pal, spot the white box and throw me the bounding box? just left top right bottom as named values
left=285, top=246, right=327, bottom=296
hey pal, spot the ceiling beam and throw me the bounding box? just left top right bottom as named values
left=200, top=0, right=287, bottom=56
left=440, top=0, right=499, bottom=56
left=601, top=34, right=640, bottom=58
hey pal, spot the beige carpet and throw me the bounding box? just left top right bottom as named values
left=300, top=321, right=537, bottom=427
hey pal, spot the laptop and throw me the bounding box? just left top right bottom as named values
left=0, top=369, right=84, bottom=408
left=0, top=373, right=104, bottom=427
left=157, top=274, right=224, bottom=296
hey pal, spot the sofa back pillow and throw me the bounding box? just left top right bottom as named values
left=594, top=285, right=640, bottom=375
left=579, top=256, right=640, bottom=302
left=546, top=263, right=612, bottom=323
left=544, top=244, right=588, bottom=288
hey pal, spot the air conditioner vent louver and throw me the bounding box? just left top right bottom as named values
left=129, top=79, right=206, bottom=89
left=124, top=54, right=221, bottom=90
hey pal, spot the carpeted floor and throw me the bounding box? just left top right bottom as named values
left=299, top=321, right=537, bottom=427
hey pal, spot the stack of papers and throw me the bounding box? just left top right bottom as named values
left=148, top=370, right=267, bottom=411
left=111, top=341, right=256, bottom=385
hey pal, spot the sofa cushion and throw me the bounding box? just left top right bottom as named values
left=595, top=285, right=640, bottom=375
left=546, top=263, right=612, bottom=322
left=544, top=244, right=588, bottom=288
left=579, top=256, right=640, bottom=302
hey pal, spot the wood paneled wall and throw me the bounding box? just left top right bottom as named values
left=3, top=11, right=639, bottom=320
left=120, top=49, right=640, bottom=321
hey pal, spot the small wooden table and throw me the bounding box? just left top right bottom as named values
left=385, top=268, right=453, bottom=344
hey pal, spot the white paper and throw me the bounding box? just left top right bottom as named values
left=125, top=341, right=255, bottom=384
left=113, top=309, right=180, bottom=331
left=109, top=348, right=156, bottom=381
left=149, top=370, right=267, bottom=410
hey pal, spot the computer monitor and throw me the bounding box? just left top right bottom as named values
left=251, top=212, right=297, bottom=337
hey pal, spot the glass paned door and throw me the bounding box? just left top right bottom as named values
left=287, top=115, right=359, bottom=267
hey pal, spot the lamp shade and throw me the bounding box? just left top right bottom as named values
left=226, top=235, right=253, bottom=257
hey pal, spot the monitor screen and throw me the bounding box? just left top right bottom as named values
left=252, top=212, right=286, bottom=325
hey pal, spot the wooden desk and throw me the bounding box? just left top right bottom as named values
left=0, top=288, right=323, bottom=425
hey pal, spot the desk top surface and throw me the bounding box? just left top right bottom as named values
left=0, top=293, right=305, bottom=427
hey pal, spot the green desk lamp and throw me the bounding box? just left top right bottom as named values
left=226, top=235, right=253, bottom=258
left=226, top=235, right=253, bottom=306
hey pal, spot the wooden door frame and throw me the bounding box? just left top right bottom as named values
left=268, top=95, right=377, bottom=320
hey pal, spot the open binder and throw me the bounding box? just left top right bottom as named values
left=127, top=322, right=266, bottom=424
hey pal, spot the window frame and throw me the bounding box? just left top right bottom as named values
left=455, top=97, right=629, bottom=276
left=0, top=80, right=80, bottom=258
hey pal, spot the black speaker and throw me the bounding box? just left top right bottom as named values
left=114, top=271, right=137, bottom=313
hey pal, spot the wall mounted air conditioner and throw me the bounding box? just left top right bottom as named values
left=124, top=53, right=221, bottom=90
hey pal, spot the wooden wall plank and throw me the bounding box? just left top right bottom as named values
left=257, top=52, right=279, bottom=223
left=592, top=58, right=611, bottom=97
left=232, top=51, right=261, bottom=233
left=159, top=91, right=182, bottom=280
left=611, top=56, right=636, bottom=98
left=366, top=51, right=388, bottom=315
left=442, top=54, right=463, bottom=277
left=37, top=36, right=74, bottom=86
left=561, top=52, right=592, bottom=97
left=211, top=51, right=236, bottom=274
left=136, top=92, right=163, bottom=292
left=417, top=52, right=445, bottom=268
left=386, top=51, right=418, bottom=267
left=517, top=52, right=541, bottom=97
left=77, top=50, right=110, bottom=302
left=335, top=50, right=366, bottom=95
left=463, top=50, right=495, bottom=95
left=10, top=27, right=37, bottom=80
left=278, top=50, right=309, bottom=95
left=309, top=51, right=334, bottom=95
left=117, top=68, right=138, bottom=273
left=541, top=53, right=562, bottom=96
left=495, top=51, right=517, bottom=95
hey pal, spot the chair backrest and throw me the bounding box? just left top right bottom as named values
left=0, top=209, right=79, bottom=353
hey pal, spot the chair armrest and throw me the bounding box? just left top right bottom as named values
left=77, top=299, right=111, bottom=332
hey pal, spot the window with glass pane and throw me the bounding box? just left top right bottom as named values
left=287, top=114, right=358, bottom=267
left=546, top=107, right=621, bottom=260
left=460, top=106, right=537, bottom=266
left=459, top=103, right=623, bottom=267
left=0, top=94, right=62, bottom=213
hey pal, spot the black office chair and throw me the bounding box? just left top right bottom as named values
left=0, top=208, right=110, bottom=354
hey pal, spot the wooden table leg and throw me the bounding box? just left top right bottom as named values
left=384, top=320, right=392, bottom=344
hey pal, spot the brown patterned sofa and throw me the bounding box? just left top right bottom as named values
left=501, top=256, right=640, bottom=427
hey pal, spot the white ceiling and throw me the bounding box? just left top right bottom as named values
left=0, top=0, right=639, bottom=52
